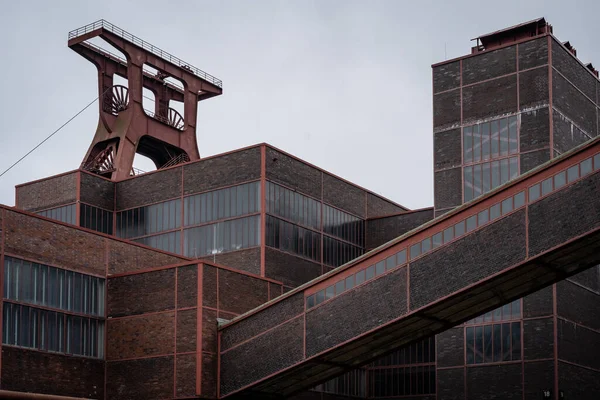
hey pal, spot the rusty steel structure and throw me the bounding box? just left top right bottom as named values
left=69, top=20, right=222, bottom=180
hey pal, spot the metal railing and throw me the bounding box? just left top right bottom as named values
left=68, top=20, right=223, bottom=88
left=143, top=108, right=184, bottom=131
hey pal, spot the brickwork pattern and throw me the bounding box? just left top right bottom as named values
left=16, top=172, right=77, bottom=211
left=366, top=209, right=434, bottom=251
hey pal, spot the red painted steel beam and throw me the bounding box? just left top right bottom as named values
left=0, top=390, right=93, bottom=400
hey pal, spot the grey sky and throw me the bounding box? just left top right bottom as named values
left=1, top=0, right=598, bottom=209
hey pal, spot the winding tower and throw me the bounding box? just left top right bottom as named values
left=68, top=20, right=223, bottom=180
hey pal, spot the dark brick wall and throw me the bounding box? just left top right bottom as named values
left=552, top=70, right=597, bottom=137
left=567, top=265, right=600, bottom=292
left=106, top=356, right=174, bottom=399
left=436, top=327, right=464, bottom=368
left=558, top=361, right=600, bottom=400
left=177, top=308, right=197, bottom=353
left=519, top=66, right=549, bottom=110
left=184, top=147, right=261, bottom=196
left=433, top=61, right=460, bottom=93
left=178, top=265, right=198, bottom=308
left=463, top=75, right=518, bottom=124
left=558, top=318, right=600, bottom=369
left=218, top=268, right=270, bottom=315
left=524, top=361, right=554, bottom=400
left=266, top=147, right=322, bottom=199
left=108, top=268, right=176, bottom=317
left=305, top=267, right=407, bottom=357
left=433, top=89, right=461, bottom=131
left=220, top=316, right=305, bottom=396
left=366, top=192, right=406, bottom=218
left=410, top=210, right=526, bottom=310
left=553, top=110, right=593, bottom=154
left=466, top=363, right=522, bottom=399
left=437, top=367, right=464, bottom=400
left=520, top=107, right=550, bottom=153
left=200, top=247, right=261, bottom=276
left=523, top=286, right=553, bottom=318
left=518, top=37, right=548, bottom=70
left=528, top=172, right=600, bottom=257
left=80, top=171, right=115, bottom=210
left=323, top=173, right=365, bottom=218
left=107, top=239, right=186, bottom=275
left=557, top=280, right=600, bottom=331
left=116, top=166, right=182, bottom=210
left=176, top=353, right=197, bottom=398
left=520, top=149, right=550, bottom=174
left=366, top=209, right=434, bottom=251
left=265, top=247, right=322, bottom=288
left=1, top=347, right=104, bottom=399
left=463, top=45, right=516, bottom=85
left=107, top=312, right=175, bottom=360
left=16, top=172, right=77, bottom=212
left=552, top=38, right=597, bottom=101
left=434, top=128, right=462, bottom=171
left=434, top=167, right=462, bottom=210
left=523, top=317, right=554, bottom=360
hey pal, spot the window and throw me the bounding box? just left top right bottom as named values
left=117, top=198, right=181, bottom=238
left=529, top=183, right=540, bottom=202
left=464, top=157, right=519, bottom=201
left=410, top=243, right=421, bottom=260
left=37, top=204, right=76, bottom=225
left=80, top=204, right=113, bottom=235
left=186, top=215, right=261, bottom=258
left=323, top=236, right=363, bottom=267
left=567, top=165, right=579, bottom=183
left=266, top=181, right=320, bottom=230
left=580, top=157, right=593, bottom=176
left=594, top=153, right=600, bottom=171
left=554, top=171, right=566, bottom=190
left=323, top=204, right=364, bottom=247
left=464, top=116, right=519, bottom=164
left=134, top=231, right=181, bottom=254
left=368, top=365, right=435, bottom=396
left=315, top=369, right=366, bottom=398
left=466, top=321, right=521, bottom=364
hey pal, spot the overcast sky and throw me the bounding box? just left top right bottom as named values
left=1, top=1, right=599, bottom=209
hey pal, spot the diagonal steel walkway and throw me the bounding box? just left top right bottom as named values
left=219, top=137, right=600, bottom=398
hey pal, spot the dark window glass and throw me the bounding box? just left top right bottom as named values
left=306, top=295, right=315, bottom=309
left=345, top=276, right=354, bottom=290
left=464, top=166, right=473, bottom=202
left=454, top=221, right=465, bottom=237
left=508, top=116, right=518, bottom=154
left=490, top=203, right=501, bottom=220
left=385, top=255, right=396, bottom=270
left=509, top=157, right=519, bottom=180
left=473, top=124, right=481, bottom=162
left=484, top=325, right=493, bottom=362
left=529, top=184, right=540, bottom=202
left=421, top=237, right=431, bottom=253
left=503, top=302, right=512, bottom=320
left=511, top=322, right=521, bottom=360
left=541, top=177, right=553, bottom=196
left=464, top=126, right=473, bottom=163
left=410, top=243, right=421, bottom=260
left=514, top=191, right=525, bottom=208
left=499, top=119, right=509, bottom=156
left=493, top=324, right=502, bottom=362
left=335, top=280, right=345, bottom=295
left=315, top=290, right=325, bottom=305
left=443, top=227, right=454, bottom=243
left=482, top=122, right=491, bottom=160
left=482, top=162, right=491, bottom=193
left=501, top=197, right=513, bottom=215
left=478, top=209, right=489, bottom=225
left=432, top=232, right=443, bottom=248
left=512, top=299, right=521, bottom=318
left=491, top=121, right=499, bottom=158
left=355, top=270, right=365, bottom=285
left=581, top=158, right=593, bottom=176
left=594, top=153, right=600, bottom=171
left=466, top=216, right=477, bottom=233
left=396, top=250, right=407, bottom=265
left=554, top=171, right=566, bottom=190
left=475, top=326, right=483, bottom=363
left=491, top=160, right=500, bottom=190
left=375, top=261, right=385, bottom=276
left=473, top=163, right=482, bottom=198
left=567, top=165, right=579, bottom=183
left=502, top=323, right=511, bottom=361
left=366, top=266, right=375, bottom=280
left=500, top=158, right=510, bottom=185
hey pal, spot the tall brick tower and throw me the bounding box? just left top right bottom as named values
left=432, top=18, right=600, bottom=399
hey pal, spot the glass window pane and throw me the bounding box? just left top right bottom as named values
left=478, top=209, right=489, bottom=225
left=514, top=192, right=525, bottom=208
left=493, top=324, right=502, bottom=362
left=491, top=121, right=499, bottom=158
left=466, top=327, right=474, bottom=364
left=512, top=299, right=521, bottom=318
left=473, top=124, right=481, bottom=162
left=385, top=255, right=396, bottom=270
left=473, top=164, right=482, bottom=199
left=421, top=238, right=431, bottom=253
left=482, top=162, right=491, bottom=194
left=500, top=158, right=510, bottom=185
left=509, top=157, right=519, bottom=180
left=581, top=158, right=593, bottom=176
left=491, top=161, right=500, bottom=190
left=454, top=221, right=465, bottom=237
left=464, top=166, right=473, bottom=203
left=375, top=261, right=385, bottom=276
left=567, top=165, right=579, bottom=183
left=554, top=171, right=566, bottom=190
left=541, top=177, right=553, bottom=196
left=529, top=184, right=540, bottom=202
left=432, top=232, right=443, bottom=248
left=315, top=290, right=325, bottom=305
left=355, top=270, right=365, bottom=285
left=511, top=322, right=521, bottom=360
left=410, top=243, right=421, bottom=260
left=335, top=280, right=345, bottom=295
left=499, top=119, right=509, bottom=156
left=464, top=126, right=473, bottom=164
left=484, top=325, right=493, bottom=362
left=509, top=116, right=518, bottom=155
left=307, top=295, right=315, bottom=309
left=443, top=227, right=454, bottom=243
left=502, top=303, right=512, bottom=320
left=490, top=203, right=501, bottom=220
left=475, top=326, right=483, bottom=364
left=396, top=250, right=407, bottom=265
left=345, top=276, right=354, bottom=290
left=502, top=323, right=511, bottom=361
left=594, top=153, right=600, bottom=171
left=466, top=216, right=477, bottom=233
left=366, top=266, right=375, bottom=280
left=501, top=197, right=513, bottom=215
left=325, top=285, right=334, bottom=300
left=482, top=122, right=490, bottom=161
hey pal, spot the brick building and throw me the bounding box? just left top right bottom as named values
left=0, top=17, right=598, bottom=400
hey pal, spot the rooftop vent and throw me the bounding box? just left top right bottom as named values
left=586, top=63, right=599, bottom=78
left=471, top=18, right=551, bottom=54
left=563, top=41, right=577, bottom=57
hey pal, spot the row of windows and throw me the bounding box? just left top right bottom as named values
left=313, top=369, right=366, bottom=398
left=371, top=338, right=435, bottom=366
left=466, top=322, right=521, bottom=364
left=323, top=204, right=364, bottom=246
left=464, top=156, right=519, bottom=202
left=368, top=366, right=436, bottom=397
left=266, top=216, right=321, bottom=262
left=184, top=181, right=260, bottom=227
left=4, top=257, right=105, bottom=317
left=307, top=190, right=526, bottom=310
left=116, top=199, right=181, bottom=238
left=465, top=300, right=521, bottom=325
left=134, top=231, right=181, bottom=254
left=37, top=204, right=76, bottom=225
left=266, top=181, right=321, bottom=230
left=183, top=215, right=261, bottom=258
left=463, top=116, right=518, bottom=164
left=323, top=236, right=363, bottom=267
left=2, top=303, right=104, bottom=359
left=81, top=204, right=113, bottom=235
left=529, top=153, right=600, bottom=202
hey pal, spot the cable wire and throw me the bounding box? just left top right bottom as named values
left=0, top=91, right=107, bottom=179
